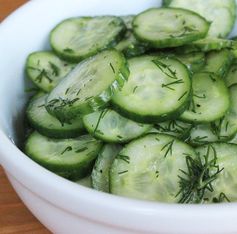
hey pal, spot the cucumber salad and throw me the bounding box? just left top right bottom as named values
left=24, top=0, right=237, bottom=204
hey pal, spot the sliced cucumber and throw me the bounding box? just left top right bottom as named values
left=169, top=0, right=236, bottom=38
left=26, top=93, right=84, bottom=138
left=92, top=144, right=122, bottom=192
left=180, top=72, right=229, bottom=123
left=83, top=109, right=152, bottom=143
left=202, top=50, right=234, bottom=78
left=25, top=132, right=103, bottom=181
left=155, top=120, right=193, bottom=140
left=196, top=143, right=237, bottom=202
left=112, top=56, right=191, bottom=123
left=26, top=51, right=75, bottom=92
left=50, top=16, right=126, bottom=62
left=46, top=49, right=129, bottom=123
left=133, top=8, right=209, bottom=48
left=110, top=133, right=197, bottom=202
left=176, top=38, right=234, bottom=53
left=224, top=61, right=237, bottom=87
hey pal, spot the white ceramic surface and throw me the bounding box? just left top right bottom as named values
left=1, top=0, right=237, bottom=233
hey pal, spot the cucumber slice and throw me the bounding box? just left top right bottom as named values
left=133, top=8, right=209, bottom=48
left=112, top=56, right=191, bottom=123
left=155, top=120, right=193, bottom=140
left=110, top=133, right=197, bottom=202
left=50, top=16, right=126, bottom=62
left=224, top=61, right=237, bottom=87
left=176, top=38, right=234, bottom=53
left=26, top=51, right=75, bottom=92
left=26, top=93, right=84, bottom=139
left=202, top=50, right=234, bottom=78
left=83, top=109, right=152, bottom=143
left=180, top=72, right=230, bottom=123
left=189, top=85, right=237, bottom=144
left=25, top=132, right=103, bottom=181
left=92, top=144, right=122, bottom=192
left=195, top=143, right=237, bottom=202
left=169, top=0, right=236, bottom=38
left=46, top=49, right=129, bottom=123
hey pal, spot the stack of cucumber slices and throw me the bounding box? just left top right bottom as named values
left=24, top=0, right=237, bottom=204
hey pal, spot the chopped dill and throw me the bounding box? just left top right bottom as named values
left=176, top=145, right=224, bottom=203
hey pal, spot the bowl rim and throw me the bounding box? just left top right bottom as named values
left=1, top=0, right=237, bottom=232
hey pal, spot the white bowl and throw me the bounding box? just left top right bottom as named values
left=1, top=0, right=237, bottom=233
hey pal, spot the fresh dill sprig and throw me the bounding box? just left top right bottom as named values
left=162, top=79, right=184, bottom=91
left=212, top=192, right=230, bottom=203
left=61, top=146, right=72, bottom=155
left=152, top=59, right=178, bottom=80
left=161, top=139, right=175, bottom=158
left=49, top=62, right=60, bottom=76
left=117, top=154, right=130, bottom=164
left=176, top=145, right=224, bottom=204
left=93, top=109, right=109, bottom=134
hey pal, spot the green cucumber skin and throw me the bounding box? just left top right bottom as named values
left=25, top=132, right=103, bottom=181
left=50, top=17, right=127, bottom=63
left=133, top=8, right=210, bottom=49
left=26, top=93, right=85, bottom=139
left=46, top=49, right=130, bottom=123
left=112, top=97, right=191, bottom=124
left=175, top=39, right=235, bottom=54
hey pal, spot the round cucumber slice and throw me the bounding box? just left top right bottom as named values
left=133, top=8, right=209, bottom=48
left=25, top=132, right=102, bottom=181
left=50, top=16, right=126, bottom=62
left=169, top=0, right=236, bottom=38
left=26, top=51, right=75, bottom=92
left=83, top=109, right=152, bottom=143
left=110, top=133, right=197, bottom=202
left=112, top=56, right=191, bottom=123
left=195, top=143, right=237, bottom=202
left=46, top=49, right=129, bottom=123
left=27, top=93, right=84, bottom=139
left=180, top=72, right=230, bottom=123
left=92, top=144, right=122, bottom=192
